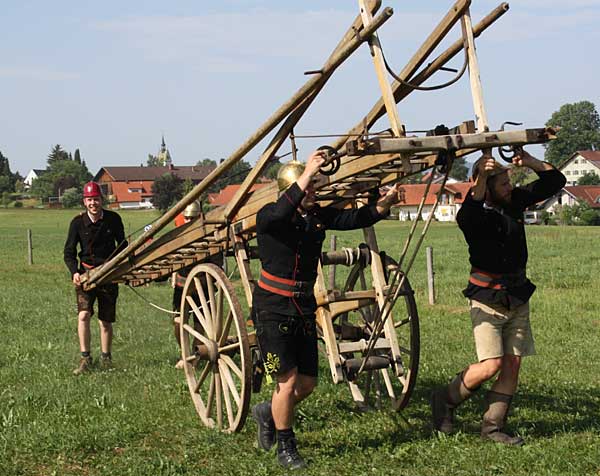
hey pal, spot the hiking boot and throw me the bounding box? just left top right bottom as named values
left=431, top=371, right=478, bottom=433
left=481, top=391, right=524, bottom=446
left=100, top=355, right=113, bottom=370
left=73, top=356, right=93, bottom=375
left=277, top=437, right=307, bottom=470
left=431, top=388, right=454, bottom=434
left=251, top=402, right=275, bottom=451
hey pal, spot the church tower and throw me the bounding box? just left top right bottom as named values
left=157, top=135, right=172, bottom=166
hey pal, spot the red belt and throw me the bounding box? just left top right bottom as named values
left=469, top=268, right=526, bottom=290
left=81, top=262, right=95, bottom=270
left=258, top=269, right=315, bottom=298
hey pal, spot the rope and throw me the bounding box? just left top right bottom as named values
left=378, top=35, right=469, bottom=92
left=125, top=284, right=179, bottom=315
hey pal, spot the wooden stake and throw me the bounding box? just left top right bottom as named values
left=328, top=235, right=337, bottom=290
left=426, top=246, right=435, bottom=305
left=27, top=229, right=33, bottom=265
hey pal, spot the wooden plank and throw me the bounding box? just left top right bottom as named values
left=359, top=0, right=405, bottom=137
left=461, top=8, right=489, bottom=132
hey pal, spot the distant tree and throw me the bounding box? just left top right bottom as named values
left=0, top=151, right=16, bottom=193
left=61, top=187, right=82, bottom=208
left=47, top=144, right=70, bottom=165
left=578, top=172, right=600, bottom=185
left=0, top=176, right=12, bottom=194
left=30, top=159, right=92, bottom=202
left=196, top=158, right=217, bottom=168
left=449, top=157, right=468, bottom=181
left=74, top=148, right=82, bottom=164
left=151, top=173, right=184, bottom=212
left=147, top=154, right=161, bottom=167
left=544, top=101, right=600, bottom=167
left=182, top=177, right=194, bottom=195
left=222, top=160, right=252, bottom=186
left=1, top=191, right=10, bottom=207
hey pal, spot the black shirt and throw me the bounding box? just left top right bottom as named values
left=64, top=209, right=127, bottom=277
left=253, top=182, right=387, bottom=316
left=457, top=168, right=566, bottom=307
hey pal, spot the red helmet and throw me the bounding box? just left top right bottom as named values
left=83, top=181, right=102, bottom=198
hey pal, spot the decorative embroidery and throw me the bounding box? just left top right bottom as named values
left=264, top=352, right=280, bottom=375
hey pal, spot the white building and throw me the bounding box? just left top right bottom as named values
left=559, top=151, right=600, bottom=186
left=23, top=169, right=46, bottom=189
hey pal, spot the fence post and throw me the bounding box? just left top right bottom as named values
left=426, top=246, right=435, bottom=304
left=328, top=235, right=337, bottom=290
left=27, top=229, right=33, bottom=265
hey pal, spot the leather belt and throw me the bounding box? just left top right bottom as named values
left=258, top=269, right=315, bottom=298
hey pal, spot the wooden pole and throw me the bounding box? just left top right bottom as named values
left=426, top=246, right=435, bottom=305
left=84, top=7, right=394, bottom=288
left=27, top=229, right=33, bottom=265
left=328, top=235, right=337, bottom=290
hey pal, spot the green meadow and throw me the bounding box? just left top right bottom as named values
left=1, top=209, right=598, bottom=476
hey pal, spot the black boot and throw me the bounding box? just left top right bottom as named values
left=481, top=391, right=524, bottom=446
left=431, top=371, right=478, bottom=433
left=251, top=401, right=275, bottom=451
left=277, top=429, right=306, bottom=470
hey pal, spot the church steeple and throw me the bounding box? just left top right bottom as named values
left=158, top=134, right=172, bottom=166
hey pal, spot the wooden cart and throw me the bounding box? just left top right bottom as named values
left=82, top=0, right=556, bottom=432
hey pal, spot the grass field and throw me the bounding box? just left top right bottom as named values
left=1, top=209, right=599, bottom=476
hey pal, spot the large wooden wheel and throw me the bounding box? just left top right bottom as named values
left=341, top=255, right=419, bottom=411
left=179, top=263, right=251, bottom=432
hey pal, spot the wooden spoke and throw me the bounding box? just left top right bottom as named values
left=215, top=372, right=223, bottom=429
left=219, top=360, right=241, bottom=406
left=194, top=277, right=215, bottom=339
left=185, top=295, right=211, bottom=336
left=342, top=255, right=420, bottom=411
left=194, top=362, right=212, bottom=393
left=182, top=323, right=212, bottom=348
left=220, top=368, right=235, bottom=429
left=218, top=311, right=234, bottom=347
left=206, top=274, right=219, bottom=338
left=218, top=342, right=241, bottom=354
left=221, top=354, right=243, bottom=380
left=205, top=373, right=216, bottom=417
left=179, top=263, right=251, bottom=433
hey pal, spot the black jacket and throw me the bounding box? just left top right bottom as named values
left=253, top=183, right=387, bottom=316
left=457, top=168, right=566, bottom=307
left=64, top=209, right=127, bottom=277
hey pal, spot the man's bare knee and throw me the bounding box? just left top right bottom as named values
left=78, top=311, right=91, bottom=322
left=275, top=368, right=298, bottom=396
left=501, top=354, right=521, bottom=376
left=481, top=357, right=502, bottom=380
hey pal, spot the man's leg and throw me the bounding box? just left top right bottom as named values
left=99, top=320, right=113, bottom=355
left=481, top=354, right=523, bottom=445
left=77, top=310, right=92, bottom=353
left=74, top=310, right=93, bottom=375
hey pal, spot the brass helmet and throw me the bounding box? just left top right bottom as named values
left=277, top=160, right=305, bottom=191
left=183, top=200, right=202, bottom=218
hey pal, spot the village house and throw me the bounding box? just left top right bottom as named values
left=559, top=150, right=600, bottom=186
left=23, top=169, right=46, bottom=189
left=393, top=182, right=472, bottom=222
left=93, top=138, right=214, bottom=209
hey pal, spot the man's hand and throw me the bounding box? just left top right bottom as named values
left=475, top=155, right=499, bottom=179
left=72, top=272, right=82, bottom=287
left=376, top=183, right=405, bottom=214
left=511, top=148, right=554, bottom=173
left=297, top=150, right=326, bottom=191
left=303, top=150, right=326, bottom=179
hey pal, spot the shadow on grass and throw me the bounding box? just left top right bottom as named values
left=299, top=376, right=600, bottom=455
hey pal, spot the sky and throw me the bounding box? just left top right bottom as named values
left=2, top=0, right=600, bottom=177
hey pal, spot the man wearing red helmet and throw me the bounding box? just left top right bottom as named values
left=64, top=181, right=127, bottom=375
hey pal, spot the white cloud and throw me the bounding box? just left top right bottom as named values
left=0, top=67, right=79, bottom=81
